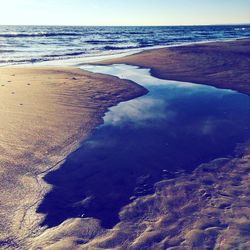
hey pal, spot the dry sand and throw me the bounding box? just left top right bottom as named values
left=96, top=38, right=250, bottom=95
left=0, top=67, right=146, bottom=248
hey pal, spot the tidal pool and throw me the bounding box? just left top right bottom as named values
left=37, top=64, right=250, bottom=229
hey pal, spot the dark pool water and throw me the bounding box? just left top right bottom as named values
left=37, top=65, right=250, bottom=229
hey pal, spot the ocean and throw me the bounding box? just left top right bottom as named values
left=0, top=25, right=250, bottom=66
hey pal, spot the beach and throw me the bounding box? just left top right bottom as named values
left=0, top=38, right=250, bottom=249
left=97, top=38, right=250, bottom=95
left=0, top=67, right=146, bottom=248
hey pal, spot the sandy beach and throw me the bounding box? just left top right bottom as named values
left=0, top=67, right=146, bottom=248
left=96, top=38, right=250, bottom=95
left=0, top=38, right=250, bottom=249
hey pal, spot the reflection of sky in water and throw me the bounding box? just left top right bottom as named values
left=83, top=64, right=236, bottom=132
left=103, top=97, right=171, bottom=127
left=38, top=64, right=250, bottom=230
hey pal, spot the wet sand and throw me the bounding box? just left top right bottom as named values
left=0, top=67, right=147, bottom=248
left=96, top=38, right=250, bottom=95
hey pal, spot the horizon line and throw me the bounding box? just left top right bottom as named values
left=1, top=23, right=250, bottom=27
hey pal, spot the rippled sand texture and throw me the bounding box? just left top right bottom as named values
left=0, top=67, right=146, bottom=248
left=30, top=141, right=250, bottom=250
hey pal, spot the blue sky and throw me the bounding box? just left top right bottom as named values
left=0, top=0, right=249, bottom=25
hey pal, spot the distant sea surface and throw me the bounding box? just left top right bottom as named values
left=0, top=25, right=250, bottom=66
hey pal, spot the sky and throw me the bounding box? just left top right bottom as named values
left=0, top=0, right=249, bottom=26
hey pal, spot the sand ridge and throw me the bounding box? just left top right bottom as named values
left=95, top=38, right=250, bottom=95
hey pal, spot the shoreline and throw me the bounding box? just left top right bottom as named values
left=1, top=36, right=249, bottom=68
left=39, top=37, right=250, bottom=67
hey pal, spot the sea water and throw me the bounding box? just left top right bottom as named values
left=0, top=25, right=250, bottom=66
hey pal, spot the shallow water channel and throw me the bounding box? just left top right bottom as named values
left=37, top=64, right=250, bottom=229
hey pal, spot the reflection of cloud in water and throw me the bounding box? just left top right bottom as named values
left=200, top=118, right=217, bottom=135
left=103, top=96, right=176, bottom=127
